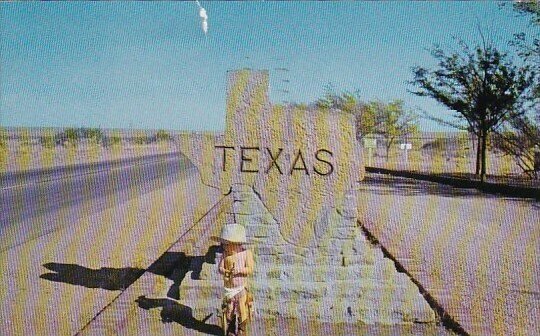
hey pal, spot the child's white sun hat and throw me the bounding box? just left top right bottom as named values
left=211, top=223, right=247, bottom=244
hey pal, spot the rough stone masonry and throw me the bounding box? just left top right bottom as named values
left=207, top=69, right=364, bottom=248
left=180, top=69, right=438, bottom=325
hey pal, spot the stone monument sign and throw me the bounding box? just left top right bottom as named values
left=206, top=69, right=364, bottom=248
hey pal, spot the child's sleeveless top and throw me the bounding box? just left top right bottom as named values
left=227, top=249, right=248, bottom=288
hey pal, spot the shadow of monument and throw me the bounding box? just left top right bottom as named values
left=40, top=245, right=222, bottom=331
left=148, top=245, right=221, bottom=300
left=135, top=296, right=221, bottom=335
left=40, top=245, right=221, bottom=298
left=362, top=175, right=497, bottom=198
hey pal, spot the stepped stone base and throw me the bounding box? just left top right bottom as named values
left=191, top=184, right=437, bottom=325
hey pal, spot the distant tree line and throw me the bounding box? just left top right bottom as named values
left=35, top=128, right=174, bottom=148
left=313, top=86, right=419, bottom=160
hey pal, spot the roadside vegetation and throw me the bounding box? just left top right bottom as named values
left=39, top=130, right=56, bottom=149
left=24, top=128, right=176, bottom=148
left=311, top=87, right=420, bottom=161
left=0, top=127, right=177, bottom=173
left=410, top=37, right=535, bottom=181
left=0, top=127, right=6, bottom=149
left=0, top=128, right=7, bottom=170
left=306, top=2, right=538, bottom=184
left=409, top=4, right=539, bottom=181
left=156, top=129, right=172, bottom=142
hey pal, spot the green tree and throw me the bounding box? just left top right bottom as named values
left=367, top=100, right=419, bottom=160
left=55, top=128, right=79, bottom=146
left=315, top=86, right=377, bottom=140
left=316, top=87, right=418, bottom=159
left=0, top=127, right=6, bottom=148
left=492, top=119, right=539, bottom=178
left=109, top=133, right=122, bottom=146
left=410, top=39, right=534, bottom=182
left=491, top=2, right=540, bottom=178
left=39, top=129, right=56, bottom=149
left=83, top=128, right=104, bottom=143
left=156, top=130, right=171, bottom=142
left=133, top=131, right=149, bottom=145
left=510, top=1, right=540, bottom=25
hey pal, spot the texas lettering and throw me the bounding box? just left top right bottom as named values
left=214, top=146, right=335, bottom=176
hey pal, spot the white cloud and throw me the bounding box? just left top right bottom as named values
left=195, top=1, right=208, bottom=35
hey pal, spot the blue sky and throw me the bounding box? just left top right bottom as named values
left=0, top=1, right=536, bottom=131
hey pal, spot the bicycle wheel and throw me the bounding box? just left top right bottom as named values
left=221, top=304, right=228, bottom=336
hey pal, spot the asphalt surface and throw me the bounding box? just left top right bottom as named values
left=358, top=173, right=540, bottom=335
left=0, top=152, right=196, bottom=251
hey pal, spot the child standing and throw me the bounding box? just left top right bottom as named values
left=214, top=224, right=254, bottom=336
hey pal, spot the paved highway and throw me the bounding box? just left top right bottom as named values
left=0, top=152, right=197, bottom=251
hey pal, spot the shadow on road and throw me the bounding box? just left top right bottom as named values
left=40, top=245, right=221, bottom=300
left=362, top=175, right=508, bottom=199
left=136, top=296, right=221, bottom=335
